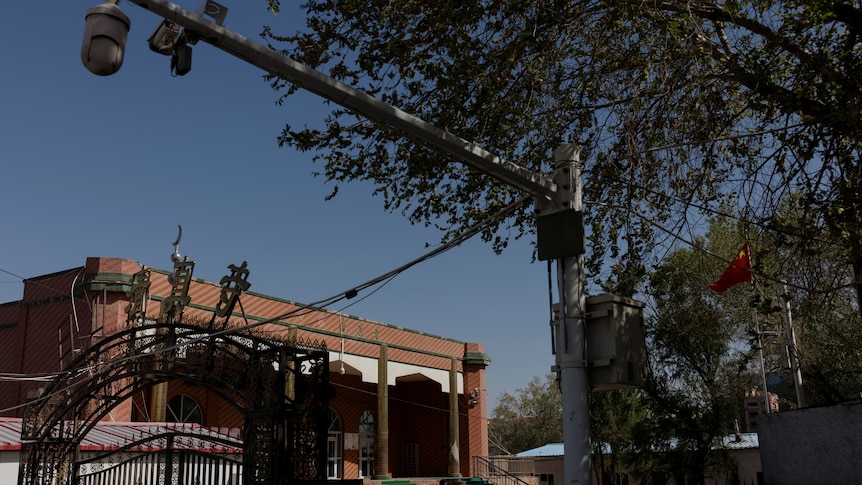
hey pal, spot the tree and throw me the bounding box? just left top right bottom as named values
left=485, top=221, right=860, bottom=480
left=636, top=237, right=758, bottom=484
left=488, top=374, right=562, bottom=455
left=589, top=390, right=649, bottom=485
left=490, top=375, right=651, bottom=485
left=731, top=203, right=862, bottom=405
left=262, top=0, right=862, bottom=312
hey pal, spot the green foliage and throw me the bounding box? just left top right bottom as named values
left=487, top=215, right=861, bottom=480
left=263, top=0, right=862, bottom=307
left=489, top=374, right=562, bottom=455
left=727, top=204, right=862, bottom=405
left=590, top=390, right=649, bottom=484
left=634, top=239, right=757, bottom=483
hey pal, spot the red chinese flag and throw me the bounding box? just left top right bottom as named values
left=709, top=242, right=753, bottom=293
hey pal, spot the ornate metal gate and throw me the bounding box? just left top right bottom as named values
left=76, top=430, right=244, bottom=485
left=18, top=321, right=330, bottom=485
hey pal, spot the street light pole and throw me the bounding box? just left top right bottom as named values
left=551, top=146, right=591, bottom=485
left=83, top=2, right=591, bottom=482
left=124, top=0, right=556, bottom=200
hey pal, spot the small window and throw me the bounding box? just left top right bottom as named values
left=540, top=474, right=554, bottom=485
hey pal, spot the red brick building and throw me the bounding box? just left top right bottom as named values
left=0, top=256, right=490, bottom=480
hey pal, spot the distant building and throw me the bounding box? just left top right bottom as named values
left=0, top=256, right=490, bottom=480
left=742, top=388, right=779, bottom=432
left=493, top=435, right=762, bottom=485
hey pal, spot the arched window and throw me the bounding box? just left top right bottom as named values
left=166, top=394, right=203, bottom=424
left=359, top=410, right=374, bottom=478
left=327, top=409, right=343, bottom=479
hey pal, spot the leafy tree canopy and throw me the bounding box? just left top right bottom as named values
left=486, top=216, right=862, bottom=481
left=262, top=0, right=862, bottom=304
left=635, top=239, right=751, bottom=483
left=489, top=374, right=562, bottom=455
left=717, top=208, right=862, bottom=405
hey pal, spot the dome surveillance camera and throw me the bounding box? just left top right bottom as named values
left=81, top=2, right=131, bottom=76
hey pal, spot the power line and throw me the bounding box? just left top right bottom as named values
left=589, top=199, right=854, bottom=295
left=0, top=196, right=529, bottom=413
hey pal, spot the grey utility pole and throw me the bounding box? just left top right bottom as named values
left=82, top=1, right=592, bottom=483
left=549, top=146, right=590, bottom=484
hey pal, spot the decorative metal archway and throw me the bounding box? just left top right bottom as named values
left=18, top=321, right=330, bottom=485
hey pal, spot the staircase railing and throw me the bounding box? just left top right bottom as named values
left=472, top=456, right=533, bottom=485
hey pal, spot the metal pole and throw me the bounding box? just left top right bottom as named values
left=781, top=282, right=806, bottom=408
left=553, top=146, right=591, bottom=485
left=124, top=0, right=557, bottom=200
left=752, top=308, right=771, bottom=414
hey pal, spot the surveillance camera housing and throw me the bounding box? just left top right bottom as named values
left=148, top=19, right=182, bottom=56
left=81, top=2, right=131, bottom=76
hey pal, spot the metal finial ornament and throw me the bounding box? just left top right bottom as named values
left=124, top=266, right=151, bottom=323
left=171, top=225, right=183, bottom=263
left=214, top=261, right=251, bottom=319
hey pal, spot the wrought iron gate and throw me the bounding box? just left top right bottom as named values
left=18, top=321, right=330, bottom=485
left=77, top=433, right=244, bottom=485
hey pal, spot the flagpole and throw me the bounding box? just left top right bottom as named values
left=710, top=242, right=771, bottom=412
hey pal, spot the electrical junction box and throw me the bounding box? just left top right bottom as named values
left=536, top=209, right=585, bottom=261
left=585, top=294, right=646, bottom=391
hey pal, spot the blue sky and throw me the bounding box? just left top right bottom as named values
left=0, top=1, right=555, bottom=409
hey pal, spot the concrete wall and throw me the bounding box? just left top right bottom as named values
left=756, top=400, right=862, bottom=484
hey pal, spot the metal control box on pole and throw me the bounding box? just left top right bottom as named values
left=585, top=294, right=645, bottom=391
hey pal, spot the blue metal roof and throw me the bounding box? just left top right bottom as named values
left=516, top=443, right=564, bottom=457
left=515, top=433, right=760, bottom=457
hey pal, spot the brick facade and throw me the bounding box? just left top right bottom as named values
left=0, top=256, right=490, bottom=478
